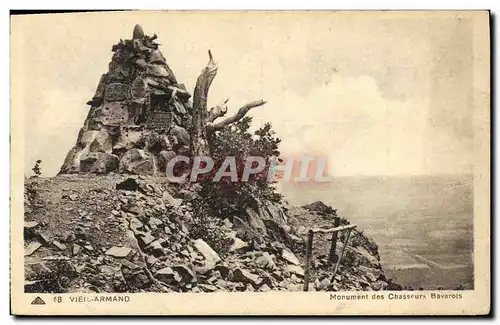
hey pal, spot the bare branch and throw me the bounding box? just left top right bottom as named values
left=206, top=97, right=230, bottom=122
left=210, top=99, right=267, bottom=131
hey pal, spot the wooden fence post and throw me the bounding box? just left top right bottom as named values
left=331, top=228, right=353, bottom=281
left=303, top=229, right=314, bottom=292
left=328, top=217, right=341, bottom=265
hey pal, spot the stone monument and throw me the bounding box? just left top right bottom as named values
left=59, top=25, right=192, bottom=175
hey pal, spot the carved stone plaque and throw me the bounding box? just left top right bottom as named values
left=146, top=111, right=172, bottom=129
left=130, top=76, right=146, bottom=99
left=105, top=83, right=129, bottom=102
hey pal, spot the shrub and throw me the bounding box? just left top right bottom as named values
left=196, top=117, right=283, bottom=217
left=32, top=159, right=42, bottom=177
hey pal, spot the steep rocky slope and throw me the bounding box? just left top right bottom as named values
left=24, top=175, right=401, bottom=293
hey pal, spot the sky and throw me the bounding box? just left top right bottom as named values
left=11, top=11, right=479, bottom=177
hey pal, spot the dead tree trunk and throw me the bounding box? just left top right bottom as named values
left=190, top=50, right=267, bottom=156
left=191, top=50, right=217, bottom=157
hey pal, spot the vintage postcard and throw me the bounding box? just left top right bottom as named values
left=10, top=10, right=490, bottom=315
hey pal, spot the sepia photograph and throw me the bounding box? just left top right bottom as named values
left=10, top=10, right=490, bottom=315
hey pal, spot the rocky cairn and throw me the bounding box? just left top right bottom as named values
left=60, top=25, right=192, bottom=175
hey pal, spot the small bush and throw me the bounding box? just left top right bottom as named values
left=196, top=117, right=283, bottom=218
left=32, top=159, right=42, bottom=177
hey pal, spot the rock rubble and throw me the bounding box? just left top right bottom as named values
left=24, top=175, right=401, bottom=293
